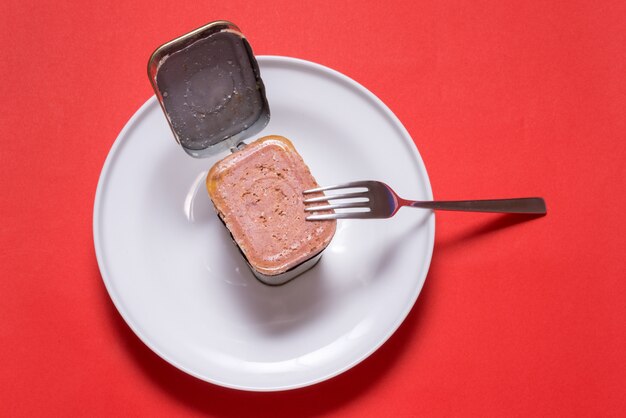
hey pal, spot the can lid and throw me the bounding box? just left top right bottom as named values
left=148, top=21, right=270, bottom=158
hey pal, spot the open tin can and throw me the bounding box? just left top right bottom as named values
left=147, top=21, right=336, bottom=286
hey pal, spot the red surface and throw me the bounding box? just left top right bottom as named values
left=1, top=1, right=625, bottom=416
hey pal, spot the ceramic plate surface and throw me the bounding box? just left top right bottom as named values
left=94, top=56, right=435, bottom=391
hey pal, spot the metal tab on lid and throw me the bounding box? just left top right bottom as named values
left=148, top=21, right=270, bottom=158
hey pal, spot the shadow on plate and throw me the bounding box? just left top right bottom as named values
left=371, top=213, right=432, bottom=279
left=210, top=217, right=333, bottom=336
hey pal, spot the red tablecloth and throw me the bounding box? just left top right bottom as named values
left=2, top=1, right=625, bottom=416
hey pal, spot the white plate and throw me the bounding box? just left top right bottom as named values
left=94, top=56, right=435, bottom=391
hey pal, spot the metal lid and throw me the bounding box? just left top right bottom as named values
left=148, top=21, right=270, bottom=158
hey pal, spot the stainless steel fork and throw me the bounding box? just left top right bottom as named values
left=303, top=180, right=546, bottom=221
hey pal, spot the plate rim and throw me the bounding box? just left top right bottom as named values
left=93, top=55, right=435, bottom=391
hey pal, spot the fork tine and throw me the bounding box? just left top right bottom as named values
left=303, top=181, right=371, bottom=194
left=306, top=211, right=373, bottom=221
left=304, top=201, right=370, bottom=212
left=303, top=191, right=370, bottom=203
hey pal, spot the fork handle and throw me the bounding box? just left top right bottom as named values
left=406, top=198, right=546, bottom=214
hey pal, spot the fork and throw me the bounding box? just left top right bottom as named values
left=303, top=180, right=546, bottom=220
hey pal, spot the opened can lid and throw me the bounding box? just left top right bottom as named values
left=148, top=21, right=270, bottom=158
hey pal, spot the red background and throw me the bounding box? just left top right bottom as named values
left=1, top=1, right=625, bottom=416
